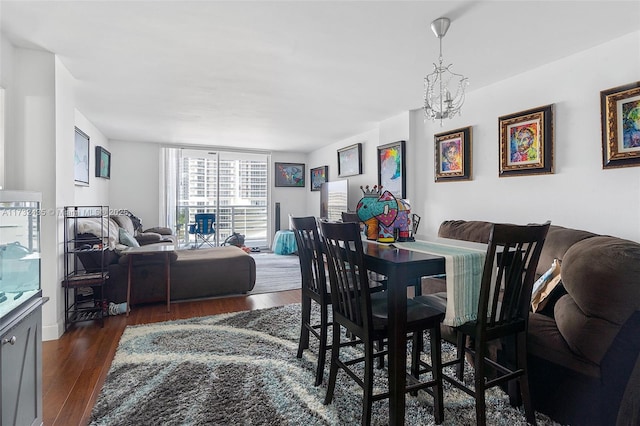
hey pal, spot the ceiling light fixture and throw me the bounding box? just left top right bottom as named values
left=424, top=17, right=469, bottom=126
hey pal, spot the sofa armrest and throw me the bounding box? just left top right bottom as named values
left=143, top=226, right=173, bottom=235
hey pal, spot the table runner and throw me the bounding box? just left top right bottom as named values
left=395, top=240, right=486, bottom=326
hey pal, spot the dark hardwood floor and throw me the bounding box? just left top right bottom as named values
left=43, top=289, right=301, bottom=426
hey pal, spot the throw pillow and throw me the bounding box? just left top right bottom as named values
left=118, top=227, right=140, bottom=248
left=531, top=258, right=561, bottom=312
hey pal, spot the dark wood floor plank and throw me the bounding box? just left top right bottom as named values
left=43, top=289, right=300, bottom=425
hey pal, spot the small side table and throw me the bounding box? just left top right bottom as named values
left=272, top=230, right=297, bottom=255
left=121, top=244, right=175, bottom=315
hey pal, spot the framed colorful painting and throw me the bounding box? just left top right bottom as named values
left=310, top=165, right=328, bottom=191
left=274, top=162, right=305, bottom=187
left=377, top=140, right=406, bottom=198
left=337, top=143, right=362, bottom=177
left=499, top=104, right=554, bottom=177
left=600, top=81, right=640, bottom=169
left=434, top=127, right=472, bottom=182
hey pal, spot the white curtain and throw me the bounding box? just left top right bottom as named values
left=159, top=147, right=180, bottom=230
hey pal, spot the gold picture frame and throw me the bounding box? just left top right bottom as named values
left=499, top=104, right=554, bottom=177
left=434, top=127, right=472, bottom=182
left=600, top=81, right=640, bottom=169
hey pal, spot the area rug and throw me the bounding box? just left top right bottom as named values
left=89, top=304, right=561, bottom=425
left=249, top=252, right=301, bottom=294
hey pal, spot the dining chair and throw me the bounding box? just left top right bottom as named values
left=320, top=221, right=445, bottom=426
left=292, top=216, right=387, bottom=386
left=291, top=216, right=333, bottom=386
left=415, top=221, right=550, bottom=426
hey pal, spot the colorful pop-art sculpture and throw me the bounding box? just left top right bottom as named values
left=356, top=185, right=413, bottom=243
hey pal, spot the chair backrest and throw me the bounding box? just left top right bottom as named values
left=341, top=211, right=360, bottom=223
left=291, top=216, right=328, bottom=300
left=479, top=222, right=550, bottom=332
left=320, top=221, right=373, bottom=331
left=194, top=213, right=215, bottom=234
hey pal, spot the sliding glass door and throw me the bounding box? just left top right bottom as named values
left=172, top=148, right=269, bottom=248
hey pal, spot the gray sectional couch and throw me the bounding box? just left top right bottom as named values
left=76, top=214, right=256, bottom=305
left=424, top=220, right=640, bottom=426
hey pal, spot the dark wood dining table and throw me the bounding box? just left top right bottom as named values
left=361, top=241, right=446, bottom=425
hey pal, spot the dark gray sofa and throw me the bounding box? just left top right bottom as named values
left=423, top=220, right=640, bottom=426
left=104, top=246, right=256, bottom=305
left=75, top=214, right=256, bottom=305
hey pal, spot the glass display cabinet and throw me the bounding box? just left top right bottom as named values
left=0, top=190, right=42, bottom=318
left=0, top=190, right=45, bottom=426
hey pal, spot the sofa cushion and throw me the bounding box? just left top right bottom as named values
left=135, top=232, right=162, bottom=244
left=528, top=311, right=601, bottom=378
left=112, top=215, right=137, bottom=236
left=562, top=236, right=640, bottom=324
left=535, top=225, right=597, bottom=278
left=144, top=226, right=173, bottom=235
left=554, top=294, right=620, bottom=367
left=118, top=227, right=140, bottom=247
left=438, top=220, right=493, bottom=243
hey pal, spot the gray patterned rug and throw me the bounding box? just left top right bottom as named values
left=89, top=304, right=561, bottom=425
left=250, top=252, right=301, bottom=294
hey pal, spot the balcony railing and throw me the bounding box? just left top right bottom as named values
left=176, top=204, right=268, bottom=248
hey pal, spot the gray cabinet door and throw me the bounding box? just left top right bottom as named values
left=1, top=304, right=43, bottom=426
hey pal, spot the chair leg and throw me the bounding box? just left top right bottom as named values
left=315, top=303, right=329, bottom=386
left=431, top=325, right=444, bottom=425
left=376, top=338, right=385, bottom=369
left=473, top=339, right=487, bottom=426
left=297, top=296, right=311, bottom=358
left=324, top=324, right=341, bottom=405
left=517, top=332, right=537, bottom=426
left=410, top=332, right=420, bottom=397
left=362, top=340, right=374, bottom=426
left=411, top=331, right=421, bottom=379
left=456, top=331, right=466, bottom=380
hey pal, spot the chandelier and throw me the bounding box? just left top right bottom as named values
left=424, top=17, right=469, bottom=126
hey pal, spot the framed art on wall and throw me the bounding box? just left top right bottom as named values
left=434, top=127, right=472, bottom=182
left=600, top=81, right=640, bottom=169
left=499, top=104, right=554, bottom=177
left=310, top=165, right=328, bottom=191
left=274, top=162, right=305, bottom=187
left=377, top=140, right=406, bottom=198
left=95, top=146, right=111, bottom=179
left=74, top=127, right=90, bottom=186
left=337, top=143, right=362, bottom=177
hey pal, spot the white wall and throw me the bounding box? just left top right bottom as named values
left=74, top=110, right=110, bottom=206
left=411, top=31, right=640, bottom=241
left=308, top=32, right=640, bottom=242
left=306, top=129, right=381, bottom=216
left=109, top=140, right=160, bottom=227
left=0, top=35, right=112, bottom=339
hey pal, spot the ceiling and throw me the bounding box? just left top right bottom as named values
left=1, top=1, right=639, bottom=153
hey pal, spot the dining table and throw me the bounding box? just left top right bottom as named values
left=361, top=239, right=486, bottom=425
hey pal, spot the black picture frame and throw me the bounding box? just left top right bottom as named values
left=377, top=140, right=406, bottom=198
left=274, top=162, right=305, bottom=187
left=310, top=165, right=328, bottom=191
left=337, top=143, right=362, bottom=177
left=95, top=146, right=111, bottom=179
left=74, top=127, right=90, bottom=186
